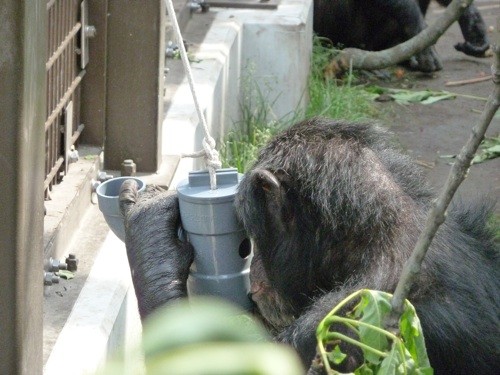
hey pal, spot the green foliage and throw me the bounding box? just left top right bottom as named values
left=306, top=37, right=378, bottom=121
left=364, top=86, right=456, bottom=105
left=219, top=68, right=288, bottom=172
left=97, top=297, right=304, bottom=375
left=472, top=135, right=500, bottom=164
left=220, top=36, right=378, bottom=172
left=439, top=135, right=500, bottom=164
left=315, top=290, right=433, bottom=375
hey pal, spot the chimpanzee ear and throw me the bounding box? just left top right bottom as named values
left=253, top=168, right=281, bottom=193
left=251, top=168, right=294, bottom=230
left=251, top=168, right=292, bottom=204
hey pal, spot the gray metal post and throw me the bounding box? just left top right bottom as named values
left=104, top=0, right=166, bottom=172
left=0, top=0, right=46, bottom=373
left=80, top=0, right=109, bottom=147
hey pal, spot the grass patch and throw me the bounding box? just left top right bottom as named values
left=220, top=36, right=379, bottom=172
left=305, top=37, right=377, bottom=122
left=219, top=78, right=286, bottom=172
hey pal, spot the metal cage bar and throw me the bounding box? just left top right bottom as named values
left=45, top=0, right=83, bottom=195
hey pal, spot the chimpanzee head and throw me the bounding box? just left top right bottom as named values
left=234, top=118, right=432, bottom=328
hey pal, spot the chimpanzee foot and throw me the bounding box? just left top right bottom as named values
left=454, top=41, right=491, bottom=58
left=408, top=47, right=443, bottom=72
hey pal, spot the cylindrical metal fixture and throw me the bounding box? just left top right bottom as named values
left=121, top=159, right=136, bottom=176
left=177, top=168, right=252, bottom=310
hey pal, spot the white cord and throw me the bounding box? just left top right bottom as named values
left=164, top=0, right=221, bottom=190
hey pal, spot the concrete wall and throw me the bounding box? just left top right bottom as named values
left=166, top=0, right=313, bottom=187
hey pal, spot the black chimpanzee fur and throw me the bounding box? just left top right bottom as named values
left=314, top=0, right=490, bottom=72
left=120, top=118, right=499, bottom=374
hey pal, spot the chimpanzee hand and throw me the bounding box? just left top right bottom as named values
left=454, top=41, right=490, bottom=58
left=408, top=46, right=443, bottom=72
left=119, top=180, right=194, bottom=320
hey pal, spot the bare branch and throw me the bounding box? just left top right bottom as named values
left=387, top=16, right=500, bottom=326
left=445, top=75, right=492, bottom=86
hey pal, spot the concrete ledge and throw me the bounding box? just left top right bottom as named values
left=43, top=146, right=101, bottom=261
left=44, top=232, right=141, bottom=375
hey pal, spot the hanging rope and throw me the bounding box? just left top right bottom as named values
left=164, top=0, right=221, bottom=190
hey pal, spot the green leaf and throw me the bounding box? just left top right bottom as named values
left=420, top=92, right=456, bottom=104
left=391, top=90, right=456, bottom=105
left=327, top=345, right=347, bottom=365
left=366, top=87, right=457, bottom=105
left=355, top=291, right=392, bottom=364
left=390, top=90, right=431, bottom=104
left=56, top=270, right=74, bottom=279
left=472, top=143, right=500, bottom=164
left=377, top=342, right=402, bottom=374
left=315, top=290, right=433, bottom=374
left=354, top=363, right=374, bottom=375
left=399, top=300, right=432, bottom=369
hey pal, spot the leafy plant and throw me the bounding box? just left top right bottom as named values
left=472, top=135, right=500, bottom=164
left=439, top=135, right=500, bottom=164
left=364, top=86, right=455, bottom=105
left=219, top=76, right=285, bottom=172
left=306, top=36, right=377, bottom=121
left=315, top=290, right=433, bottom=375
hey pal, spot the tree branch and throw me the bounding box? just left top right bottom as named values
left=387, top=17, right=500, bottom=327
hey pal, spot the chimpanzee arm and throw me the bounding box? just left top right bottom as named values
left=455, top=4, right=490, bottom=57
left=371, top=0, right=442, bottom=72
left=119, top=180, right=194, bottom=320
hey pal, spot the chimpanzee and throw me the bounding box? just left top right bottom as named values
left=314, top=0, right=491, bottom=72
left=119, top=118, right=499, bottom=374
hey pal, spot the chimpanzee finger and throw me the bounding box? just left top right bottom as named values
left=160, top=193, right=183, bottom=234
left=119, top=179, right=139, bottom=217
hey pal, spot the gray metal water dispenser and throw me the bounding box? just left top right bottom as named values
left=177, top=168, right=253, bottom=310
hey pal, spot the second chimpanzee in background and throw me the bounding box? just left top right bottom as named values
left=314, top=0, right=490, bottom=72
left=120, top=118, right=499, bottom=374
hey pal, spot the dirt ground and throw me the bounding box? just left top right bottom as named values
left=373, top=1, right=499, bottom=214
